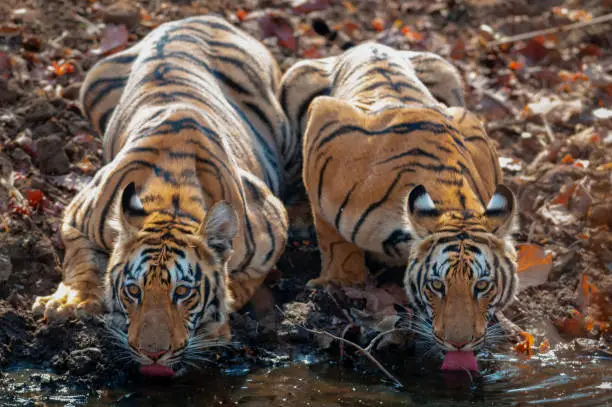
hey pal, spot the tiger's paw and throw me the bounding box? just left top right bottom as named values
left=306, top=276, right=331, bottom=288
left=306, top=273, right=366, bottom=289
left=32, top=282, right=104, bottom=322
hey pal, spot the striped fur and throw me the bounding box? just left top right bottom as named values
left=280, top=43, right=518, bottom=352
left=32, top=16, right=290, bottom=371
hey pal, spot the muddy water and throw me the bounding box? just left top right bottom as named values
left=2, top=351, right=611, bottom=406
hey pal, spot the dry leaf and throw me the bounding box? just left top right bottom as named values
left=371, top=18, right=384, bottom=32
left=92, top=24, right=129, bottom=56
left=516, top=244, right=552, bottom=291
left=292, top=0, right=331, bottom=14
left=514, top=331, right=535, bottom=357
left=257, top=12, right=296, bottom=51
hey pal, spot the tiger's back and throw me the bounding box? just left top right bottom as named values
left=80, top=15, right=295, bottom=197
left=282, top=43, right=501, bottom=263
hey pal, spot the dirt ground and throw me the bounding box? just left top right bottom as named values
left=0, top=0, right=611, bottom=392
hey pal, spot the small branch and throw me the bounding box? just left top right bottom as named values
left=495, top=311, right=523, bottom=338
left=275, top=305, right=403, bottom=388
left=488, top=12, right=612, bottom=47
left=541, top=115, right=555, bottom=143
left=298, top=324, right=404, bottom=388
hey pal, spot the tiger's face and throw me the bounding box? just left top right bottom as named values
left=105, top=183, right=237, bottom=373
left=404, top=184, right=518, bottom=353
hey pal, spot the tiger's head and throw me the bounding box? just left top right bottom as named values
left=403, top=184, right=518, bottom=353
left=105, top=183, right=238, bottom=374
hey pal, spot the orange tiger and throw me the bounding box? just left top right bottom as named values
left=280, top=43, right=518, bottom=356
left=32, top=16, right=290, bottom=375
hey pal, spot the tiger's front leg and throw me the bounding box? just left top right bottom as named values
left=307, top=210, right=367, bottom=288
left=32, top=172, right=108, bottom=321
left=228, top=272, right=267, bottom=311
left=33, top=208, right=108, bottom=321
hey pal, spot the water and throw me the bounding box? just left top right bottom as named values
left=2, top=351, right=610, bottom=406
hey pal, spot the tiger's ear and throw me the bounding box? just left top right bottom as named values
left=484, top=185, right=517, bottom=237
left=118, top=182, right=146, bottom=238
left=407, top=185, right=439, bottom=238
left=202, top=201, right=238, bottom=261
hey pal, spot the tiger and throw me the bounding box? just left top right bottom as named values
left=32, top=16, right=290, bottom=374
left=279, top=43, right=519, bottom=355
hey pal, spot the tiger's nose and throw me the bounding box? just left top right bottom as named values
left=142, top=349, right=169, bottom=361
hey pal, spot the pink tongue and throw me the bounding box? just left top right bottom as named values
left=441, top=351, right=479, bottom=372
left=140, top=363, right=175, bottom=377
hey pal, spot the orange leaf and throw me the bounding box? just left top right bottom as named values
left=551, top=183, right=577, bottom=206
left=371, top=18, right=384, bottom=32
left=401, top=26, right=423, bottom=42
left=342, top=0, right=356, bottom=13
left=509, top=60, right=524, bottom=71
left=50, top=61, right=74, bottom=76
left=561, top=154, right=574, bottom=164
left=301, top=46, right=320, bottom=59
left=581, top=273, right=599, bottom=305
left=450, top=38, right=466, bottom=60
left=26, top=189, right=44, bottom=210
left=538, top=339, right=550, bottom=353
left=236, top=9, right=247, bottom=22
left=514, top=331, right=534, bottom=357
left=516, top=244, right=552, bottom=291
left=342, top=20, right=360, bottom=35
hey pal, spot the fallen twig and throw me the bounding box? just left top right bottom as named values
left=488, top=12, right=612, bottom=47
left=541, top=115, right=555, bottom=143
left=299, top=324, right=404, bottom=388
left=275, top=305, right=403, bottom=388
left=495, top=311, right=523, bottom=338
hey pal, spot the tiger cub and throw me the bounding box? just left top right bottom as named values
left=32, top=16, right=290, bottom=373
left=280, top=43, right=518, bottom=354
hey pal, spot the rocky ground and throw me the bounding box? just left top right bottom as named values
left=0, top=0, right=611, bottom=393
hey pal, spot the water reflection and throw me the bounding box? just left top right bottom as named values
left=1, top=352, right=610, bottom=406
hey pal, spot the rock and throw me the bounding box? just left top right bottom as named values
left=66, top=347, right=102, bottom=376
left=8, top=148, right=32, bottom=172
left=0, top=79, right=22, bottom=105
left=61, top=82, right=82, bottom=100
left=16, top=100, right=56, bottom=122
left=35, top=134, right=70, bottom=175
left=33, top=121, right=64, bottom=139
left=103, top=3, right=140, bottom=29
left=589, top=202, right=612, bottom=228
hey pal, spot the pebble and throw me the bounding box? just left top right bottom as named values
left=103, top=2, right=140, bottom=29
left=35, top=134, right=70, bottom=175
left=61, top=82, right=82, bottom=101
left=17, top=100, right=55, bottom=122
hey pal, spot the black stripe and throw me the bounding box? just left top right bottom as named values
left=350, top=169, right=415, bottom=242
left=317, top=157, right=332, bottom=207
left=375, top=148, right=440, bottom=165
left=335, top=183, right=358, bottom=231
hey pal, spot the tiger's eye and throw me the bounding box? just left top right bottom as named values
left=475, top=280, right=489, bottom=291
left=127, top=284, right=140, bottom=296
left=175, top=285, right=191, bottom=297
left=431, top=280, right=444, bottom=291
